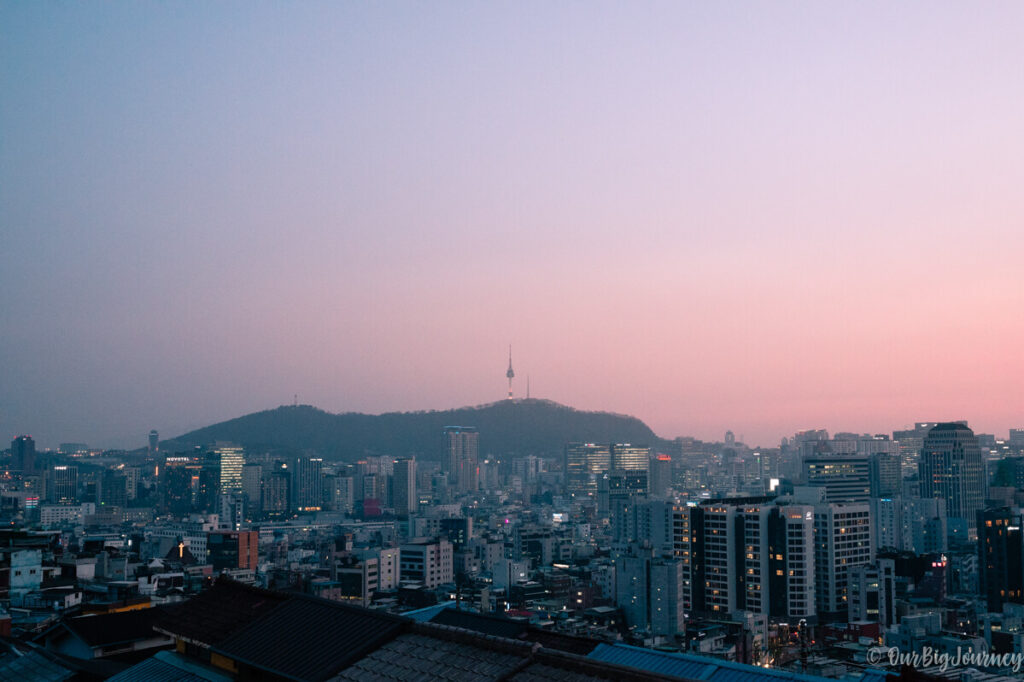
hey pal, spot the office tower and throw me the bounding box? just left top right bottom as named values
left=918, top=423, right=987, bottom=541
left=334, top=475, right=354, bottom=514
left=597, top=469, right=648, bottom=516
left=48, top=465, right=78, bottom=504
left=262, top=462, right=290, bottom=517
left=11, top=436, right=36, bottom=474
left=872, top=497, right=947, bottom=554
left=649, top=454, right=672, bottom=498
left=399, top=539, right=453, bottom=588
left=124, top=467, right=141, bottom=501
left=803, top=454, right=871, bottom=503
left=612, top=443, right=651, bottom=472
left=216, top=443, right=245, bottom=495
left=894, top=422, right=945, bottom=475
left=978, top=507, right=1024, bottom=612
left=869, top=453, right=901, bottom=498
left=615, top=549, right=685, bottom=637
left=813, top=503, right=873, bottom=620
left=99, top=470, right=127, bottom=507
left=993, top=457, right=1024, bottom=489
left=1010, top=429, right=1024, bottom=453
left=444, top=426, right=479, bottom=493
left=148, top=430, right=159, bottom=455
left=291, top=457, right=323, bottom=512
left=197, top=453, right=221, bottom=511
left=242, top=464, right=263, bottom=513
left=207, top=530, right=259, bottom=571
left=162, top=455, right=202, bottom=515
left=565, top=443, right=612, bottom=500
left=393, top=458, right=417, bottom=516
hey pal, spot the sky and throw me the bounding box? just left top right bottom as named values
left=2, top=2, right=1023, bottom=450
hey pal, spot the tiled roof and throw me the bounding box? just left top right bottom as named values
left=154, top=579, right=288, bottom=647
left=331, top=631, right=531, bottom=681
left=211, top=594, right=408, bottom=681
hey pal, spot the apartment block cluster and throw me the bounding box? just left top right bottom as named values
left=1, top=421, right=1024, bottom=680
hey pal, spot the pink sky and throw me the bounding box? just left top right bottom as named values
left=2, top=3, right=1023, bottom=448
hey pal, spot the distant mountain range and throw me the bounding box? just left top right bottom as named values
left=161, top=399, right=671, bottom=461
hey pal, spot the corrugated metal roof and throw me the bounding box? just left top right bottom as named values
left=587, top=644, right=838, bottom=682
left=107, top=651, right=231, bottom=682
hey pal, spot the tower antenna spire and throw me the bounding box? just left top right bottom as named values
left=506, top=345, right=515, bottom=400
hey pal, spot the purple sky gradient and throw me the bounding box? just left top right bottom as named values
left=2, top=3, right=1023, bottom=449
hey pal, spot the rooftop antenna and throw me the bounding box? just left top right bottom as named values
left=506, top=345, right=515, bottom=400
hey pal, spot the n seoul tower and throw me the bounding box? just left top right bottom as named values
left=506, top=346, right=515, bottom=400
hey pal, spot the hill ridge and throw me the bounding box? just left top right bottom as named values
left=161, top=399, right=669, bottom=461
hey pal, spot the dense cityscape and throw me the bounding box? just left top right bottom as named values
left=5, top=3, right=1024, bottom=681
left=0, top=379, right=1023, bottom=680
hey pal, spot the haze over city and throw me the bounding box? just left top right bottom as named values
left=3, top=3, right=1023, bottom=449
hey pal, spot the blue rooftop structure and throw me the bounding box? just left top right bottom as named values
left=588, top=644, right=891, bottom=682
left=402, top=600, right=459, bottom=622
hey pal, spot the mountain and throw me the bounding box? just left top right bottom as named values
left=161, top=399, right=669, bottom=461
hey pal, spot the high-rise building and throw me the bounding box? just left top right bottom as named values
left=11, top=436, right=36, bottom=474
left=678, top=497, right=816, bottom=623
left=148, top=430, right=159, bottom=455
left=216, top=443, right=245, bottom=495
left=869, top=453, right=901, bottom=498
left=803, top=455, right=871, bottom=503
left=291, top=457, right=323, bottom=512
left=162, top=455, right=202, bottom=515
left=262, top=462, right=291, bottom=517
left=392, top=458, right=417, bottom=516
left=649, top=454, right=672, bottom=498
left=241, top=464, right=263, bottom=513
left=99, top=470, right=127, bottom=507
left=565, top=443, right=612, bottom=500
left=597, top=469, right=647, bottom=516
left=48, top=465, right=78, bottom=504
left=444, top=426, right=479, bottom=493
left=894, top=422, right=946, bottom=475
left=977, top=507, right=1024, bottom=612
left=612, top=443, right=651, bottom=472
left=918, top=423, right=987, bottom=541
left=813, top=502, right=873, bottom=620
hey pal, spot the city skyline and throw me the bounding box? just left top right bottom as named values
left=3, top=3, right=1023, bottom=448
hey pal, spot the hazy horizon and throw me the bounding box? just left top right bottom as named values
left=3, top=3, right=1023, bottom=450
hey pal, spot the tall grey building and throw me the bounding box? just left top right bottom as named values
left=918, top=422, right=986, bottom=542
left=393, top=458, right=417, bottom=516
left=291, top=457, right=323, bottom=511
left=11, top=436, right=35, bottom=474
left=445, top=426, right=479, bottom=493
